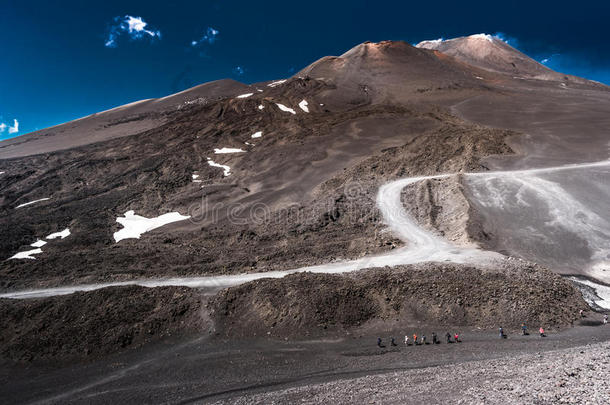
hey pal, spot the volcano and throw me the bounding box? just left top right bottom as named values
left=1, top=34, right=609, bottom=290
left=1, top=36, right=610, bottom=399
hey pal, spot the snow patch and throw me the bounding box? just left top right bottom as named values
left=30, top=239, right=47, bottom=248
left=258, top=104, right=264, bottom=110
left=570, top=277, right=610, bottom=310
left=298, top=100, right=309, bottom=112
left=9, top=249, right=43, bottom=260
left=16, top=198, right=50, bottom=209
left=267, top=80, right=287, bottom=87
left=469, top=33, right=494, bottom=43
left=192, top=173, right=202, bottom=183
left=251, top=131, right=262, bottom=138
left=276, top=103, right=296, bottom=114
left=46, top=228, right=71, bottom=240
left=207, top=158, right=231, bottom=176
left=114, top=211, right=190, bottom=243
left=214, top=147, right=245, bottom=154
left=236, top=93, right=253, bottom=98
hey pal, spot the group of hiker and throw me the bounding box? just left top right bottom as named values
left=377, top=332, right=461, bottom=347
left=378, top=313, right=609, bottom=348
left=499, top=323, right=546, bottom=338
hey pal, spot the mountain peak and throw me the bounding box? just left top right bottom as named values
left=415, top=33, right=569, bottom=81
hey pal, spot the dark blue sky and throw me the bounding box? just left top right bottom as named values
left=2, top=0, right=610, bottom=139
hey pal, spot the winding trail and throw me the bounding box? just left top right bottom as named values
left=1, top=160, right=609, bottom=300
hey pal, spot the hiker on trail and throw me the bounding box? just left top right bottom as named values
left=539, top=327, right=546, bottom=337
left=413, top=333, right=418, bottom=345
left=422, top=335, right=427, bottom=345
left=391, top=337, right=397, bottom=346
left=377, top=337, right=383, bottom=347
left=580, top=309, right=585, bottom=318
left=405, top=335, right=410, bottom=345
left=499, top=327, right=506, bottom=339
left=432, top=332, right=439, bottom=344
left=521, top=323, right=528, bottom=335
left=454, top=333, right=460, bottom=343
left=604, top=314, right=608, bottom=325
left=446, top=332, right=453, bottom=343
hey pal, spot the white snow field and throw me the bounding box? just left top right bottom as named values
left=4, top=160, right=609, bottom=299
left=46, top=228, right=71, bottom=240
left=276, top=103, right=296, bottom=114
left=207, top=158, right=231, bottom=176
left=15, top=198, right=50, bottom=209
left=236, top=93, right=253, bottom=98
left=7, top=231, right=70, bottom=260
left=8, top=248, right=43, bottom=260
left=30, top=239, right=47, bottom=248
left=267, top=80, right=286, bottom=87
left=113, top=211, right=191, bottom=243
left=298, top=100, right=309, bottom=112
left=251, top=131, right=262, bottom=138
left=570, top=277, right=610, bottom=310
left=214, top=147, right=245, bottom=154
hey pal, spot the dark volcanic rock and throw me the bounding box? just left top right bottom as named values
left=209, top=261, right=587, bottom=338
left=0, top=286, right=208, bottom=363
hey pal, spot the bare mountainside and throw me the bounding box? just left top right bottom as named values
left=0, top=37, right=609, bottom=291
left=416, top=34, right=597, bottom=84
left=1, top=35, right=609, bottom=403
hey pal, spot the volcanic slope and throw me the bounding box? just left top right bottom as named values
left=0, top=79, right=253, bottom=159
left=416, top=35, right=610, bottom=279
left=416, top=34, right=595, bottom=84
left=0, top=38, right=608, bottom=292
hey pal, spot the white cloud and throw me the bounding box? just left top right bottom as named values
left=105, top=15, right=161, bottom=48
left=0, top=119, right=18, bottom=134
left=8, top=119, right=18, bottom=134
left=191, top=27, right=219, bottom=47
left=233, top=66, right=244, bottom=76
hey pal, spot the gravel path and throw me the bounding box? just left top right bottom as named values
left=217, top=341, right=610, bottom=404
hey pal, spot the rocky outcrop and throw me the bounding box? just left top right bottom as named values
left=210, top=261, right=587, bottom=338
left=0, top=286, right=208, bottom=362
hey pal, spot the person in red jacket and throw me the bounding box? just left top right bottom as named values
left=539, top=327, right=546, bottom=337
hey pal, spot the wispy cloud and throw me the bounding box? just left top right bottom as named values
left=0, top=119, right=19, bottom=135
left=191, top=27, right=220, bottom=47
left=105, top=15, right=161, bottom=48
left=540, top=54, right=561, bottom=65
left=233, top=66, right=245, bottom=76
left=492, top=32, right=518, bottom=47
